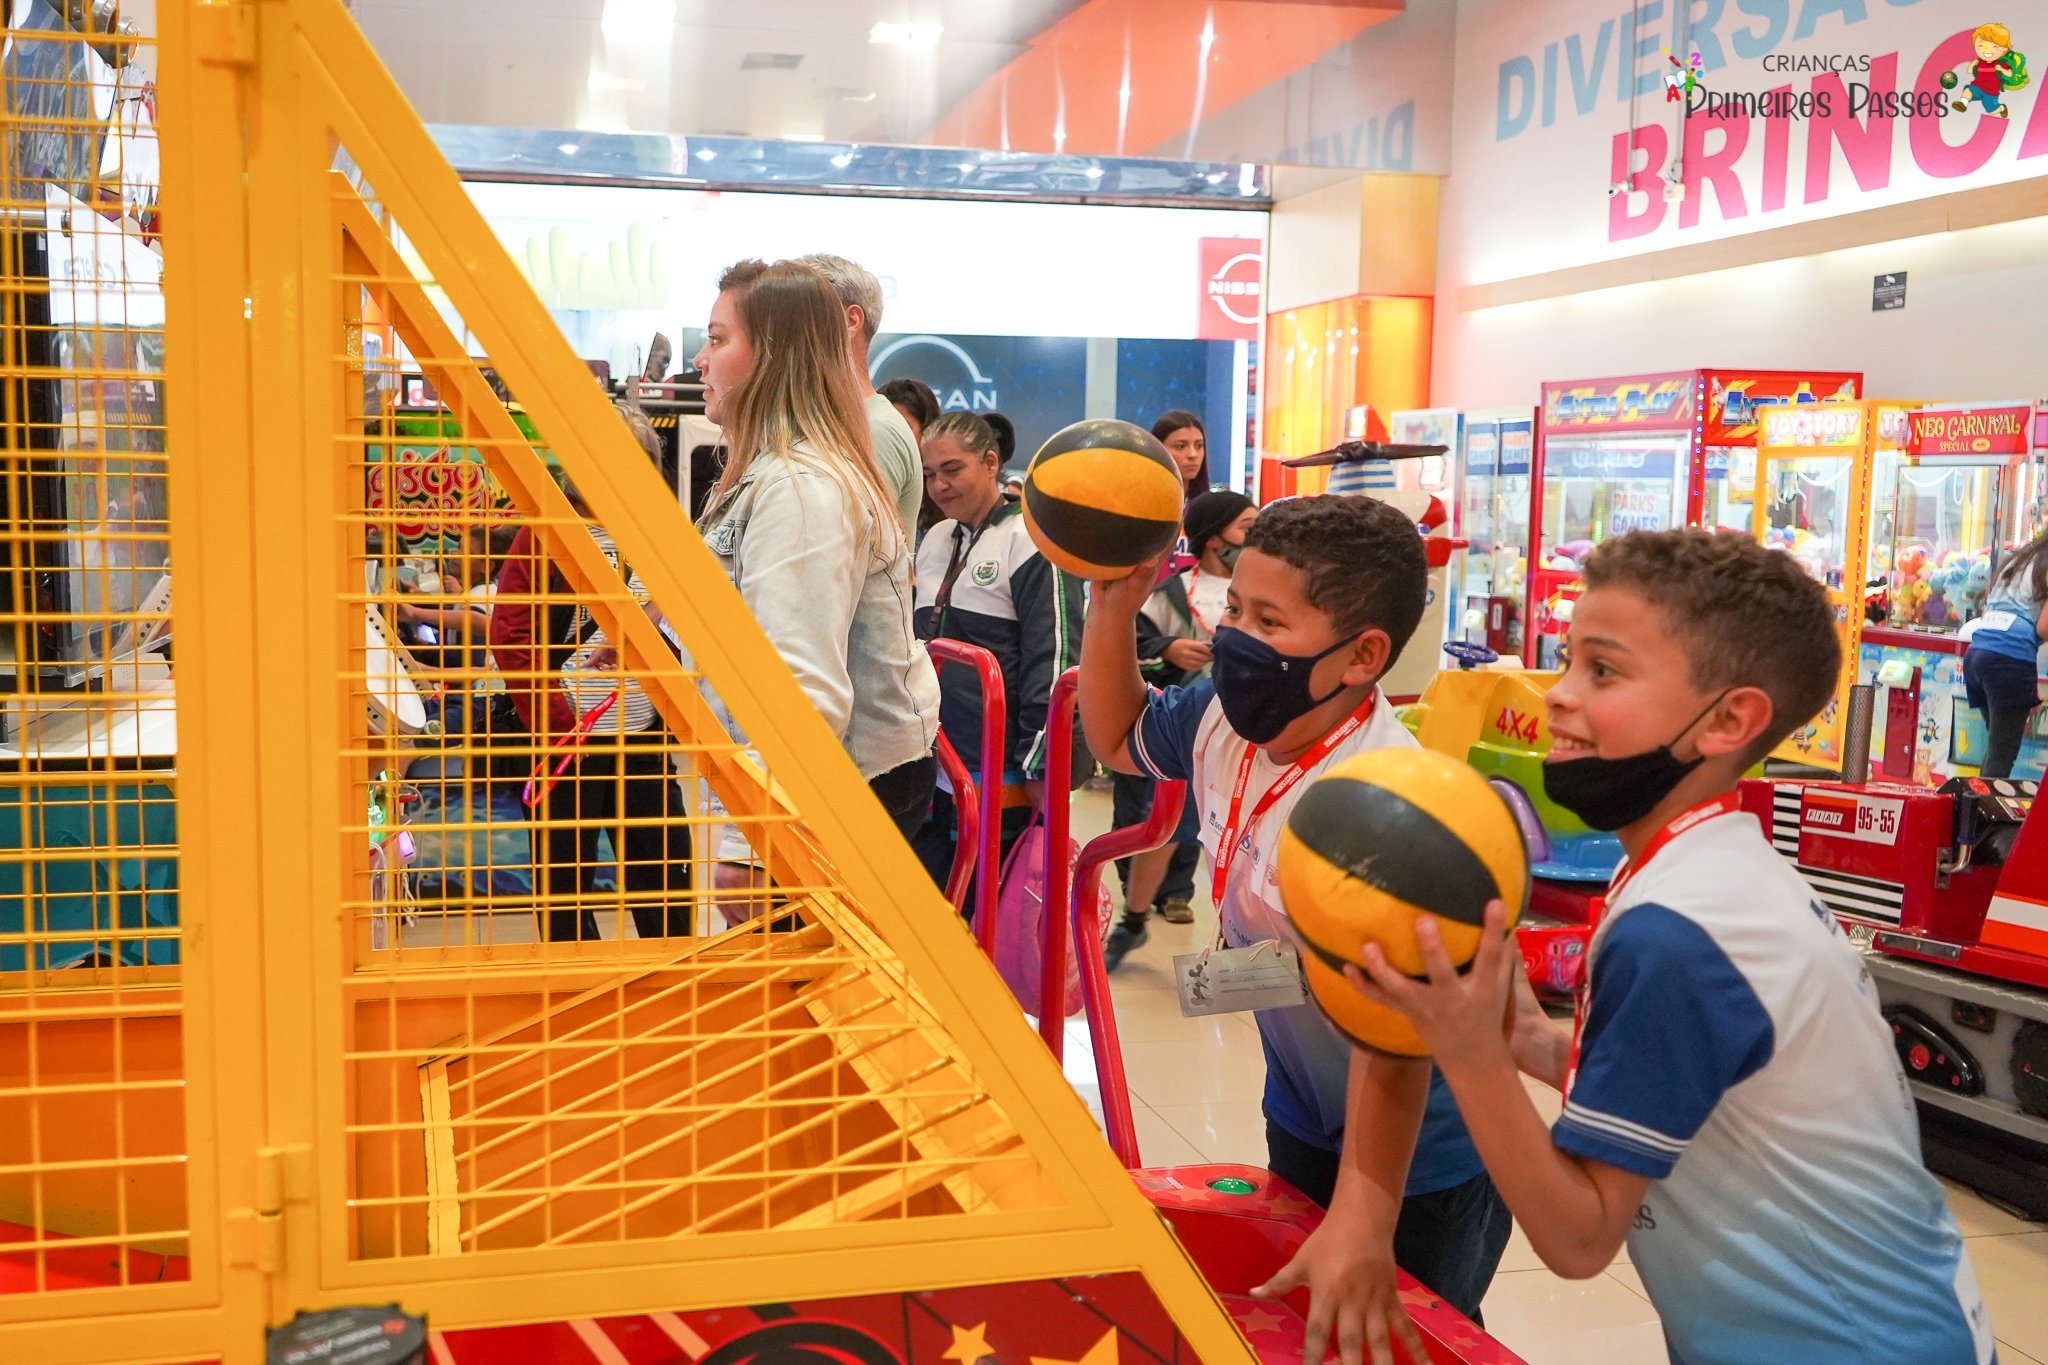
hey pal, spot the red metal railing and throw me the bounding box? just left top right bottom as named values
left=926, top=639, right=1006, bottom=952
left=931, top=729, right=979, bottom=913
left=1071, top=773, right=1184, bottom=1167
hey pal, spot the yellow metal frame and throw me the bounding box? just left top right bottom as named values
left=0, top=2, right=1260, bottom=1362
left=1750, top=400, right=1914, bottom=770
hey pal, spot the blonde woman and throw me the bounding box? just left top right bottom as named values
left=693, top=259, right=942, bottom=851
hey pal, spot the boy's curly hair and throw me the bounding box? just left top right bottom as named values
left=1242, top=495, right=1427, bottom=666
left=1582, top=528, right=1840, bottom=763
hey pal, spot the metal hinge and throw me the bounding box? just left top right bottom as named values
left=227, top=1146, right=310, bottom=1274
left=194, top=0, right=256, bottom=67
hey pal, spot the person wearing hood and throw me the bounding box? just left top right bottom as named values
left=1103, top=489, right=1257, bottom=969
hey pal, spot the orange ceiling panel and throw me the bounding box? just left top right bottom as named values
left=929, top=0, right=1402, bottom=159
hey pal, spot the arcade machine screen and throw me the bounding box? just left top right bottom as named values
left=1456, top=422, right=1497, bottom=642
left=1533, top=433, right=1688, bottom=665
left=1702, top=446, right=1756, bottom=535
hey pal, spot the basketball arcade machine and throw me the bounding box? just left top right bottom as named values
left=1525, top=369, right=1863, bottom=666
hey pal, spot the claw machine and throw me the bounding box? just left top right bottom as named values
left=1527, top=368, right=1862, bottom=665
left=1860, top=401, right=2045, bottom=783
left=1750, top=401, right=1915, bottom=770
left=1453, top=409, right=1536, bottom=653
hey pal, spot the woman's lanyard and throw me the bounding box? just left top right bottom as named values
left=1210, top=693, right=1378, bottom=909
left=1185, top=568, right=1215, bottom=638
left=933, top=511, right=998, bottom=625
left=1564, top=790, right=1743, bottom=1095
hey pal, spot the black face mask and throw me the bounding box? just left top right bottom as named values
left=1211, top=626, right=1362, bottom=745
left=1541, top=694, right=1726, bottom=832
left=1213, top=542, right=1243, bottom=572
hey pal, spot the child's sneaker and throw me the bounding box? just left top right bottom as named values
left=1102, top=912, right=1148, bottom=970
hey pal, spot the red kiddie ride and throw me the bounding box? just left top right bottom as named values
left=1739, top=770, right=2048, bottom=1218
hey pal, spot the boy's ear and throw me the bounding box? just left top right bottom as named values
left=1340, top=628, right=1394, bottom=689
left=1697, top=685, right=1776, bottom=760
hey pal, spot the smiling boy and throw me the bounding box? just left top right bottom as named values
left=1080, top=495, right=1508, bottom=1365
left=1356, top=529, right=1993, bottom=1365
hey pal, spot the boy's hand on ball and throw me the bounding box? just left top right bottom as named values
left=1088, top=553, right=1167, bottom=616
left=1253, top=1224, right=1427, bottom=1365
left=1347, top=901, right=1516, bottom=1073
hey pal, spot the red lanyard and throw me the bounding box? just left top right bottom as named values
left=1186, top=568, right=1213, bottom=635
left=1564, top=790, right=1742, bottom=1095
left=1210, top=693, right=1378, bottom=906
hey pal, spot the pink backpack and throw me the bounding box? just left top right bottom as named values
left=992, top=817, right=1113, bottom=1019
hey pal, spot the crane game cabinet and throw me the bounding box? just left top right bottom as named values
left=1526, top=368, right=1862, bottom=666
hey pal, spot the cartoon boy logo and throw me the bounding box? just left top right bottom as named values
left=1944, top=23, right=2030, bottom=118
left=1664, top=47, right=1704, bottom=103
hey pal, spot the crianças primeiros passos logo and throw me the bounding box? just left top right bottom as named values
left=1667, top=20, right=2029, bottom=121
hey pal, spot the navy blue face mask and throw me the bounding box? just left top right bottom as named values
left=1211, top=626, right=1363, bottom=745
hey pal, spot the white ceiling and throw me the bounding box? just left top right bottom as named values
left=350, top=0, right=1086, bottom=148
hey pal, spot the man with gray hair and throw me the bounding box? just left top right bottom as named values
left=797, top=252, right=922, bottom=534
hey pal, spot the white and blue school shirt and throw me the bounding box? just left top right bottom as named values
left=1129, top=678, right=1485, bottom=1197
left=1968, top=570, right=2045, bottom=666
left=1557, top=806, right=1993, bottom=1365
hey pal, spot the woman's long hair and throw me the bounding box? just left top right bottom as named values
left=710, top=260, right=900, bottom=551
left=1994, top=528, right=2048, bottom=604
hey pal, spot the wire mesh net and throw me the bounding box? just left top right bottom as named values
left=0, top=6, right=183, bottom=1299
left=333, top=165, right=1061, bottom=1261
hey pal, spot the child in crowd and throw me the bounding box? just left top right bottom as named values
left=1104, top=488, right=1257, bottom=965
left=1078, top=494, right=1509, bottom=1364
left=1353, top=528, right=1993, bottom=1365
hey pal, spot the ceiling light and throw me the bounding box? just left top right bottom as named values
left=695, top=148, right=718, bottom=161
left=1205, top=171, right=1226, bottom=184
left=557, top=142, right=580, bottom=155
left=784, top=133, right=825, bottom=143
left=954, top=162, right=976, bottom=173
left=600, top=0, right=675, bottom=41
left=830, top=152, right=854, bottom=169
left=1083, top=166, right=1104, bottom=179
left=869, top=21, right=942, bottom=47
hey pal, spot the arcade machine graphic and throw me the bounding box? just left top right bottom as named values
left=1525, top=368, right=1862, bottom=666
left=1748, top=401, right=1917, bottom=772
left=0, top=5, right=1526, bottom=1364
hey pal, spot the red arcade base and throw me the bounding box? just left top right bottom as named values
left=1134, top=1165, right=1525, bottom=1364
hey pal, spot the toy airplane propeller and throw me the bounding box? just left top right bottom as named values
left=1279, top=439, right=1448, bottom=468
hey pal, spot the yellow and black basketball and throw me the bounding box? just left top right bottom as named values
left=1278, top=748, right=1528, bottom=1057
left=1021, top=419, right=1186, bottom=579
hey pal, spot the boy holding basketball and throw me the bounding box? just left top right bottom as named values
left=1355, top=529, right=1993, bottom=1364
left=1079, top=494, right=1510, bottom=1365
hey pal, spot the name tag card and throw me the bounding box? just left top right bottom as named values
left=1175, top=943, right=1307, bottom=1017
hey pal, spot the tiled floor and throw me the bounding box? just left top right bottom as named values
left=1059, top=784, right=2048, bottom=1365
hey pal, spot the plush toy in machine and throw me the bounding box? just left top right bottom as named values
left=1922, top=576, right=1953, bottom=628
left=1966, top=554, right=1993, bottom=617
left=1897, top=574, right=1931, bottom=623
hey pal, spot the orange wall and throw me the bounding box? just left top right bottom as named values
left=1259, top=294, right=1433, bottom=501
